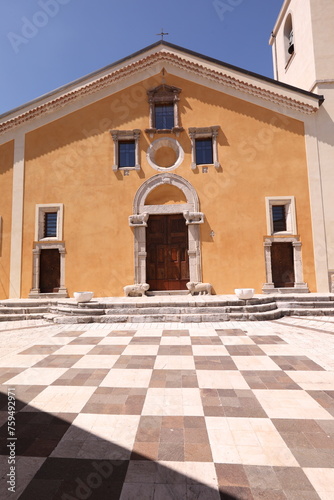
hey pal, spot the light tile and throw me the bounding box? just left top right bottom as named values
left=26, top=385, right=96, bottom=412
left=253, top=389, right=333, bottom=419
left=100, top=369, right=152, bottom=387
left=122, top=344, right=160, bottom=355
left=154, top=356, right=195, bottom=370
left=197, top=370, right=249, bottom=389
left=232, top=356, right=282, bottom=371
left=287, top=371, right=334, bottom=390
left=4, top=367, right=68, bottom=385
left=71, top=355, right=119, bottom=369
left=192, top=345, right=229, bottom=356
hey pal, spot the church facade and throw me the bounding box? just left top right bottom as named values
left=0, top=0, right=332, bottom=299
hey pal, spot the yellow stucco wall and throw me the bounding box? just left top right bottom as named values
left=0, top=141, right=14, bottom=299
left=22, top=74, right=316, bottom=296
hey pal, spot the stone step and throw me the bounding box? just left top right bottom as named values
left=49, top=308, right=283, bottom=324
left=49, top=306, right=105, bottom=316
left=0, top=307, right=49, bottom=314
left=49, top=302, right=278, bottom=318
left=277, top=301, right=334, bottom=309
left=274, top=295, right=334, bottom=303
left=280, top=308, right=334, bottom=316
left=0, top=313, right=48, bottom=322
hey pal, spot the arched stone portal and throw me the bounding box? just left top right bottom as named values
left=129, top=173, right=204, bottom=289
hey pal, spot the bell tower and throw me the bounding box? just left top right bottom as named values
left=270, top=0, right=334, bottom=92
left=270, top=0, right=334, bottom=293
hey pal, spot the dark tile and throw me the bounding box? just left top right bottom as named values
left=88, top=345, right=126, bottom=355
left=158, top=442, right=184, bottom=461
left=215, top=464, right=249, bottom=488
left=18, top=458, right=129, bottom=500
left=0, top=368, right=26, bottom=384
left=129, top=336, right=161, bottom=344
left=249, top=336, right=286, bottom=345
left=289, top=447, right=334, bottom=467
left=162, top=416, right=184, bottom=428
left=82, top=387, right=146, bottom=415
left=307, top=390, right=334, bottom=416
left=220, top=486, right=254, bottom=500
left=225, top=345, right=266, bottom=356
left=244, top=465, right=281, bottom=491
left=149, top=369, right=198, bottom=388
left=183, top=416, right=206, bottom=428
left=184, top=427, right=209, bottom=444
left=252, top=489, right=287, bottom=500
left=274, top=467, right=316, bottom=491
left=160, top=427, right=184, bottom=444
left=162, top=330, right=189, bottom=336
left=0, top=412, right=76, bottom=456
left=194, top=356, right=238, bottom=370
left=191, top=336, right=223, bottom=345
left=19, top=345, right=61, bottom=355
left=157, top=345, right=193, bottom=355
left=241, top=371, right=300, bottom=390
left=184, top=442, right=212, bottom=461
left=216, top=329, right=247, bottom=336
left=33, top=355, right=83, bottom=368
left=108, top=330, right=136, bottom=337
left=53, top=331, right=86, bottom=337
left=69, top=337, right=102, bottom=345
left=272, top=419, right=324, bottom=434
left=284, top=491, right=321, bottom=500
left=0, top=385, right=47, bottom=411
left=112, top=355, right=156, bottom=369
left=201, top=389, right=267, bottom=418
left=130, top=442, right=159, bottom=460
left=52, top=368, right=109, bottom=386
left=269, top=356, right=324, bottom=371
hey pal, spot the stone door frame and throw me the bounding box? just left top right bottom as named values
left=262, top=236, right=309, bottom=293
left=130, top=173, right=204, bottom=286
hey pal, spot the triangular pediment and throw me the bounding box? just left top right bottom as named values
left=0, top=41, right=323, bottom=138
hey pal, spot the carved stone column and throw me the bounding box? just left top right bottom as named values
left=111, top=131, right=119, bottom=171
left=262, top=241, right=275, bottom=292
left=212, top=126, right=221, bottom=170
left=188, top=129, right=197, bottom=170
left=29, top=247, right=41, bottom=295
left=292, top=241, right=308, bottom=289
left=58, top=247, right=68, bottom=293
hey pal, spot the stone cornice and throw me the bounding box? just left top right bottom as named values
left=0, top=49, right=321, bottom=136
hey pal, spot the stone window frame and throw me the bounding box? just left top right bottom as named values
left=146, top=137, right=184, bottom=172
left=188, top=126, right=220, bottom=170
left=265, top=196, right=297, bottom=236
left=110, top=129, right=141, bottom=171
left=35, top=203, right=64, bottom=242
left=145, top=84, right=183, bottom=136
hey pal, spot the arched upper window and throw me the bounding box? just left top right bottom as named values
left=284, top=14, right=294, bottom=62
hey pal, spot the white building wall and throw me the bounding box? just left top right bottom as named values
left=271, top=0, right=334, bottom=291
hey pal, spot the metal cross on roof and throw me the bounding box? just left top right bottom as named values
left=156, top=29, right=169, bottom=41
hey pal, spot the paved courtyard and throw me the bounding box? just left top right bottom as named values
left=0, top=316, right=333, bottom=499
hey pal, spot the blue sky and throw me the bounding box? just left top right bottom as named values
left=0, top=0, right=283, bottom=115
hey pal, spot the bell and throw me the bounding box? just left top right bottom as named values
left=288, top=30, right=294, bottom=54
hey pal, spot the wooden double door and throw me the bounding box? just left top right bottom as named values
left=39, top=249, right=60, bottom=293
left=146, top=214, right=190, bottom=291
left=271, top=242, right=295, bottom=287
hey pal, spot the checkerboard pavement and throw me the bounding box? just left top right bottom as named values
left=0, top=317, right=333, bottom=499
